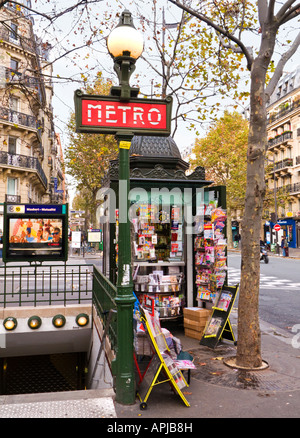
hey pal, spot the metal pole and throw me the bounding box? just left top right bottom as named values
left=274, top=176, right=280, bottom=255
left=115, top=135, right=136, bottom=405
left=106, top=8, right=143, bottom=406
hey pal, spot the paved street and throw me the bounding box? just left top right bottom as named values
left=228, top=252, right=300, bottom=331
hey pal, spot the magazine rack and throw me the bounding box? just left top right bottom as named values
left=136, top=306, right=190, bottom=410
left=200, top=284, right=239, bottom=349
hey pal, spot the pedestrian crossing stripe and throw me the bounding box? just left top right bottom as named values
left=227, top=267, right=300, bottom=290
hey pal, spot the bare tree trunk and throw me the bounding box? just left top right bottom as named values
left=236, top=57, right=268, bottom=368
left=226, top=207, right=233, bottom=249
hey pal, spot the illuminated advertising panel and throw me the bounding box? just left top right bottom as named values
left=3, top=204, right=68, bottom=262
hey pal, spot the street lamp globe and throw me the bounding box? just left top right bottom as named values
left=107, top=10, right=144, bottom=60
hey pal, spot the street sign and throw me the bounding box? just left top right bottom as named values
left=74, top=90, right=172, bottom=136
left=274, top=224, right=281, bottom=231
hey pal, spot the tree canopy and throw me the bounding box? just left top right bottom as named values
left=192, top=111, right=248, bottom=246
left=64, top=74, right=118, bottom=224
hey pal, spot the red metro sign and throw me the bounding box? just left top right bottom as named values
left=74, top=90, right=172, bottom=136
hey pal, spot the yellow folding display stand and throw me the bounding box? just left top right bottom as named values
left=200, top=284, right=239, bottom=349
left=136, top=307, right=190, bottom=410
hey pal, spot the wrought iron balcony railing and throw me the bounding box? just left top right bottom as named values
left=267, top=99, right=300, bottom=124
left=5, top=194, right=21, bottom=203
left=286, top=182, right=300, bottom=194
left=0, top=26, right=36, bottom=54
left=0, top=105, right=40, bottom=129
left=0, top=106, right=42, bottom=141
left=271, top=158, right=293, bottom=172
left=4, top=67, right=40, bottom=90
left=267, top=131, right=292, bottom=148
left=0, top=151, right=47, bottom=188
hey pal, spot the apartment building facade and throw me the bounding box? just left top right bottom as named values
left=265, top=65, right=300, bottom=248
left=0, top=1, right=67, bottom=235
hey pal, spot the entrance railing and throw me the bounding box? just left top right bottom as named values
left=0, top=262, right=118, bottom=356
left=92, top=265, right=117, bottom=353
left=0, top=263, right=93, bottom=307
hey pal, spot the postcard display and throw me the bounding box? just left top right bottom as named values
left=194, top=201, right=227, bottom=305
left=132, top=204, right=185, bottom=320
left=194, top=201, right=238, bottom=347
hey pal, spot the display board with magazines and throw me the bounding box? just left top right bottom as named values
left=200, top=284, right=239, bottom=349
left=136, top=306, right=191, bottom=410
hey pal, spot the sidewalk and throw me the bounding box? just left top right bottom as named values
left=0, top=311, right=299, bottom=419
left=230, top=245, right=300, bottom=258
left=0, top=251, right=299, bottom=419
left=115, top=311, right=300, bottom=419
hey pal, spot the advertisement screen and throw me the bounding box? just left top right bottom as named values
left=88, top=231, right=101, bottom=243
left=8, top=218, right=64, bottom=259
left=3, top=204, right=68, bottom=262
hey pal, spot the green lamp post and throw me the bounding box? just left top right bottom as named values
left=107, top=10, right=144, bottom=405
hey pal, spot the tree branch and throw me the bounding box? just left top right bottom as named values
left=257, top=0, right=268, bottom=27
left=277, top=2, right=300, bottom=25
left=0, top=0, right=103, bottom=23
left=265, top=31, right=300, bottom=100
left=168, top=0, right=254, bottom=70
left=276, top=0, right=299, bottom=20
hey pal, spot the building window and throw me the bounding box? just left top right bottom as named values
left=10, top=58, right=19, bottom=71
left=8, top=136, right=18, bottom=154
left=10, top=22, right=18, bottom=41
left=7, top=177, right=18, bottom=196
left=9, top=96, right=19, bottom=112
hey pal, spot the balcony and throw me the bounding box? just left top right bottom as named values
left=0, top=151, right=47, bottom=189
left=270, top=158, right=293, bottom=174
left=5, top=194, right=21, bottom=203
left=286, top=182, right=300, bottom=195
left=0, top=27, right=36, bottom=55
left=0, top=106, right=42, bottom=141
left=267, top=131, right=292, bottom=150
left=3, top=67, right=40, bottom=90
left=268, top=99, right=300, bottom=124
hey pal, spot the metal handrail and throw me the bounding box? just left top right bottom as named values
left=92, top=266, right=117, bottom=352
left=88, top=308, right=117, bottom=387
left=0, top=263, right=93, bottom=307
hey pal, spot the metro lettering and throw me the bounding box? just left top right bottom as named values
left=106, top=105, right=117, bottom=123
left=87, top=104, right=101, bottom=122
left=133, top=107, right=145, bottom=125
left=148, top=107, right=161, bottom=125
left=81, top=99, right=167, bottom=130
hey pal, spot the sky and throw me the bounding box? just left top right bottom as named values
left=39, top=1, right=199, bottom=203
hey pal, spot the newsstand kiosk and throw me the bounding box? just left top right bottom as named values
left=100, top=135, right=228, bottom=322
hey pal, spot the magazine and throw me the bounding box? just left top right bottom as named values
left=216, top=291, right=232, bottom=311
left=205, top=317, right=223, bottom=336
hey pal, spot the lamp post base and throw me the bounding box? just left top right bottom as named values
left=114, top=292, right=136, bottom=405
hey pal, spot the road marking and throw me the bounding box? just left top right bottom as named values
left=227, top=267, right=300, bottom=291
